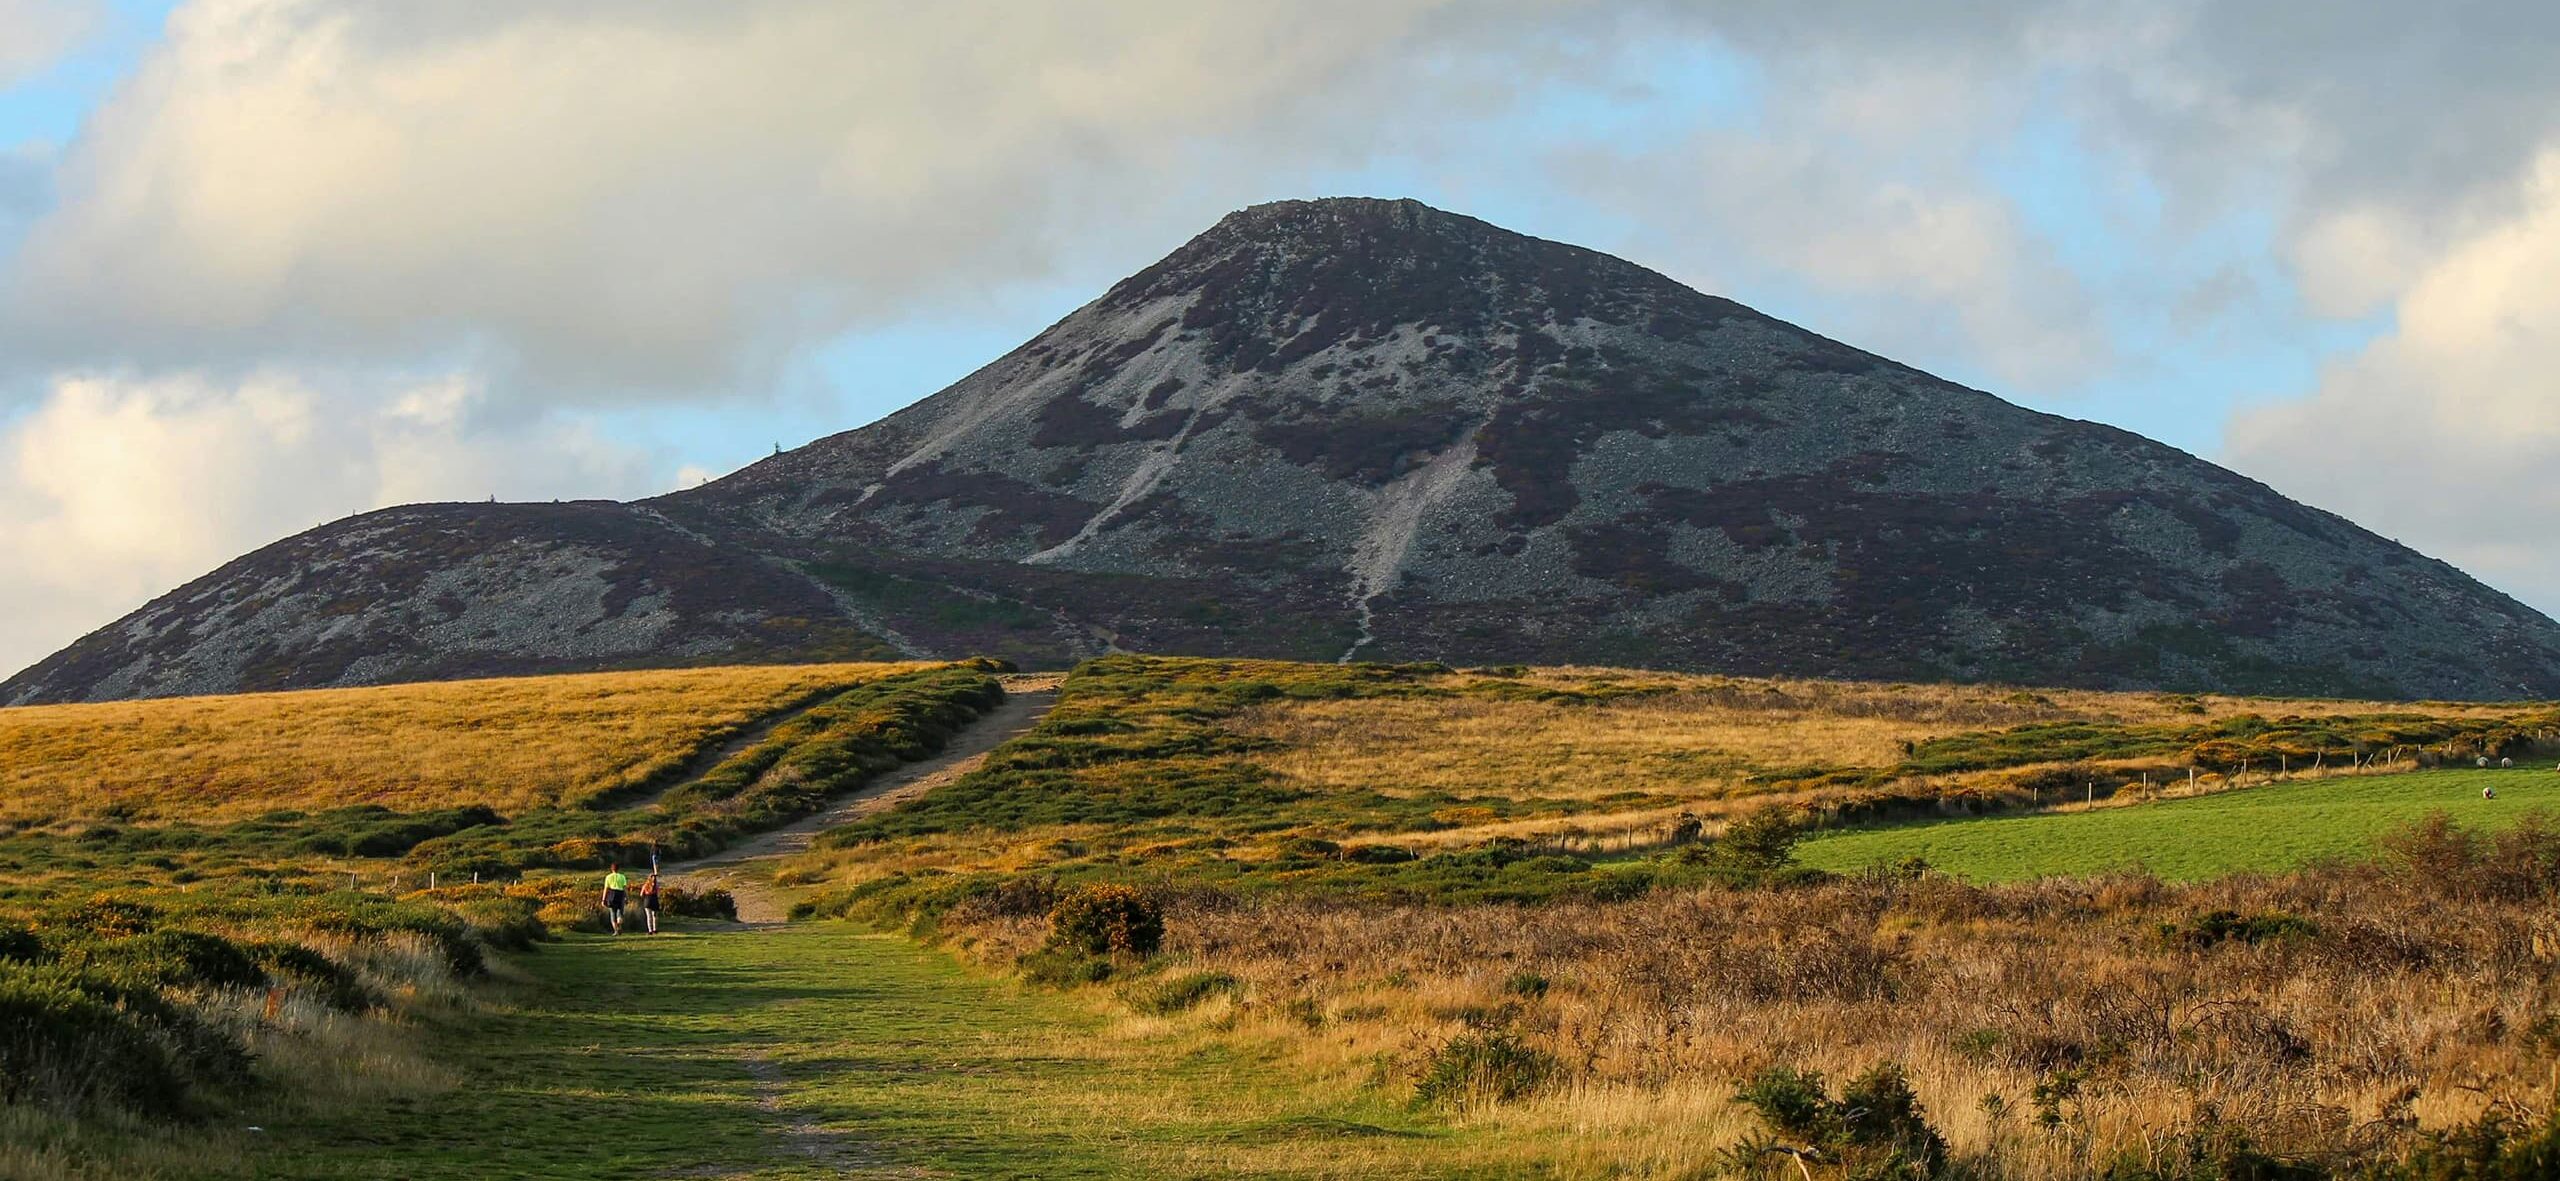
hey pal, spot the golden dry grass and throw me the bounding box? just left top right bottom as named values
left=1248, top=668, right=2500, bottom=804
left=0, top=662, right=938, bottom=822
left=1235, top=668, right=2524, bottom=853
left=950, top=857, right=2560, bottom=1179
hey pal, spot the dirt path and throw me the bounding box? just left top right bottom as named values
left=666, top=675, right=1059, bottom=923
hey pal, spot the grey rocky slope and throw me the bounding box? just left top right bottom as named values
left=13, top=197, right=2560, bottom=703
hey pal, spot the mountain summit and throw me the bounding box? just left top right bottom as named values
left=14, top=197, right=2560, bottom=703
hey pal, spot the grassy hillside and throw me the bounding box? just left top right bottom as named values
left=0, top=660, right=1019, bottom=1179
left=23, top=652, right=2560, bottom=1180
left=0, top=662, right=941, bottom=822
left=788, top=655, right=2559, bottom=908
left=1794, top=766, right=2560, bottom=880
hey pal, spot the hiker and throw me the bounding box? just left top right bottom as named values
left=639, top=873, right=663, bottom=935
left=601, top=863, right=630, bottom=934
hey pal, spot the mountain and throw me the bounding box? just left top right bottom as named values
left=13, top=197, right=2560, bottom=704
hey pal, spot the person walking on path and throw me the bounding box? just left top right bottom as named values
left=601, top=864, right=630, bottom=934
left=638, top=873, right=663, bottom=935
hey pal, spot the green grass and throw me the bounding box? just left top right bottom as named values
left=251, top=924, right=1472, bottom=1180
left=1795, top=768, right=2560, bottom=881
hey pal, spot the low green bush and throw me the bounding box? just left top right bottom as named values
left=1018, top=947, right=1116, bottom=988
left=1045, top=885, right=1164, bottom=957
left=1411, top=1031, right=1556, bottom=1108
left=662, top=886, right=737, bottom=920
left=78, top=929, right=267, bottom=992
left=0, top=962, right=189, bottom=1118
left=1130, top=970, right=1239, bottom=1015
left=1723, top=1062, right=1948, bottom=1180
left=248, top=941, right=373, bottom=1012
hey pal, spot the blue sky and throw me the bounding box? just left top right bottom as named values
left=1, top=1, right=2554, bottom=676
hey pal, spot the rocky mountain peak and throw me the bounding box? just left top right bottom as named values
left=15, top=197, right=2560, bottom=705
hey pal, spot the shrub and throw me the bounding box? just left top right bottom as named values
left=1018, top=947, right=1116, bottom=988
left=1411, top=1031, right=1557, bottom=1107
left=2159, top=910, right=2320, bottom=950
left=0, top=925, right=41, bottom=962
left=250, top=942, right=372, bottom=1012
left=662, top=885, right=738, bottom=920
left=2383, top=1107, right=2560, bottom=1180
left=1589, top=869, right=1655, bottom=902
left=1502, top=971, right=1551, bottom=998
left=86, top=929, right=267, bottom=992
left=2099, top=1118, right=2325, bottom=1181
left=1131, top=970, right=1240, bottom=1015
left=1724, top=1062, right=1948, bottom=1180
left=455, top=896, right=549, bottom=951
left=1045, top=885, right=1164, bottom=957
left=0, top=963, right=187, bottom=1117
left=1278, top=836, right=1343, bottom=861
left=2380, top=811, right=2560, bottom=903
left=1677, top=807, right=1821, bottom=888
left=1347, top=843, right=1417, bottom=865
left=53, top=895, right=158, bottom=938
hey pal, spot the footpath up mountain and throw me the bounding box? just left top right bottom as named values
left=13, top=197, right=2560, bottom=704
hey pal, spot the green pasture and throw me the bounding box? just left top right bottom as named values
left=252, top=924, right=1469, bottom=1180
left=1794, top=768, right=2560, bottom=882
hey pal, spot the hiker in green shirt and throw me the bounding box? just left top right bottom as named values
left=601, top=864, right=630, bottom=934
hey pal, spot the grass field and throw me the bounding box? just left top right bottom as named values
left=0, top=662, right=939, bottom=821
left=18, top=653, right=2560, bottom=1180
left=1794, top=767, right=2560, bottom=880
left=788, top=655, right=2560, bottom=907
left=243, top=925, right=1497, bottom=1181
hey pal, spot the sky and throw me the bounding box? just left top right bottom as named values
left=2, top=0, right=2557, bottom=679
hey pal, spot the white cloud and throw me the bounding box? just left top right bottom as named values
left=13, top=0, right=2560, bottom=680
left=2225, top=150, right=2560, bottom=610
left=0, top=0, right=94, bottom=87
left=1563, top=129, right=2110, bottom=390
left=2, top=0, right=1598, bottom=398
left=0, top=370, right=664, bottom=678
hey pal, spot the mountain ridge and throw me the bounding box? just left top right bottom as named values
left=14, top=196, right=2560, bottom=704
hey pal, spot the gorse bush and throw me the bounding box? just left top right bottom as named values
left=662, top=885, right=737, bottom=920
left=1045, top=885, right=1164, bottom=957
left=1725, top=1062, right=1948, bottom=1180
left=0, top=963, right=193, bottom=1118
left=1129, top=970, right=1240, bottom=1015
left=0, top=882, right=531, bottom=1124
left=1410, top=1031, right=1556, bottom=1108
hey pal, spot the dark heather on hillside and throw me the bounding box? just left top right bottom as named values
left=13, top=198, right=2560, bottom=703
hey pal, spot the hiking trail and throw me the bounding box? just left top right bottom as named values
left=663, top=674, right=1060, bottom=923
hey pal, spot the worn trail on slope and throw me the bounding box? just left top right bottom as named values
left=665, top=674, right=1060, bottom=923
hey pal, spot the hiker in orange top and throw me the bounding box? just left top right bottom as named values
left=639, top=874, right=663, bottom=935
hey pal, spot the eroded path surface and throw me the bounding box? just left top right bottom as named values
left=664, top=675, right=1060, bottom=923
